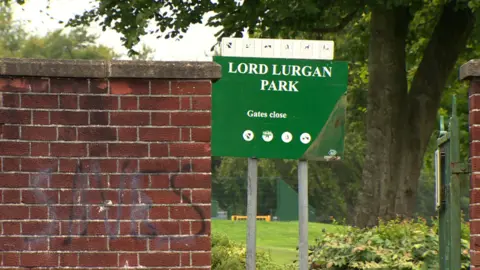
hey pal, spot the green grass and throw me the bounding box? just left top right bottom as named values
left=211, top=219, right=339, bottom=265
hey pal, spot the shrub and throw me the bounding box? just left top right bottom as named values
left=211, top=232, right=295, bottom=270
left=308, top=216, right=470, bottom=269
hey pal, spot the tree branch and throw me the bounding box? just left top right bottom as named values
left=310, top=9, right=360, bottom=34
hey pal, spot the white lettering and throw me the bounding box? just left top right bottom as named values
left=260, top=80, right=269, bottom=90
left=228, top=62, right=237, bottom=73
left=301, top=66, right=312, bottom=76
left=288, top=81, right=299, bottom=92
left=272, top=64, right=281, bottom=76
left=278, top=81, right=288, bottom=91
left=267, top=81, right=278, bottom=91
left=259, top=64, right=269, bottom=74
left=323, top=66, right=332, bottom=77
left=238, top=63, right=248, bottom=74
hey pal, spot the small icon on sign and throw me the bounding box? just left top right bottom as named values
left=300, top=133, right=311, bottom=144
left=281, top=132, right=293, bottom=143
left=227, top=42, right=233, bottom=48
left=262, top=131, right=274, bottom=142
left=243, top=130, right=254, bottom=142
left=328, top=149, right=337, bottom=156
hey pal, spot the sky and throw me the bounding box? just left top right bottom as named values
left=11, top=0, right=222, bottom=61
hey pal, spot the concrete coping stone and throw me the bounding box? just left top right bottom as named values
left=459, top=59, right=480, bottom=81
left=0, top=58, right=222, bottom=80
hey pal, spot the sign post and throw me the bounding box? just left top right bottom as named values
left=212, top=37, right=349, bottom=269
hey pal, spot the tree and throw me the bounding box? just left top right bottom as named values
left=9, top=0, right=479, bottom=227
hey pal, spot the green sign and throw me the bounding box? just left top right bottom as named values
left=211, top=56, right=348, bottom=160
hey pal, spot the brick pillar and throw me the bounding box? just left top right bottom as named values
left=0, top=59, right=220, bottom=269
left=461, top=60, right=480, bottom=269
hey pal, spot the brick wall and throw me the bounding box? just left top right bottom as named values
left=0, top=59, right=220, bottom=269
left=461, top=60, right=480, bottom=269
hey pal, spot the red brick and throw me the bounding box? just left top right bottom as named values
left=78, top=253, right=117, bottom=267
left=110, top=79, right=149, bottom=95
left=118, top=127, right=137, bottom=141
left=119, top=253, right=138, bottom=267
left=0, top=237, right=25, bottom=251
left=139, top=127, right=179, bottom=141
left=180, top=128, right=190, bottom=141
left=142, top=221, right=179, bottom=236
left=143, top=190, right=181, bottom=204
left=120, top=96, right=138, bottom=110
left=191, top=128, right=210, bottom=142
left=109, top=238, right=147, bottom=251
left=181, top=190, right=192, bottom=204
left=58, top=127, right=76, bottom=141
left=191, top=190, right=211, bottom=203
left=172, top=112, right=210, bottom=126
left=150, top=144, right=169, bottom=157
left=170, top=143, right=210, bottom=157
left=2, top=93, right=19, bottom=107
left=59, top=95, right=78, bottom=109
left=29, top=78, right=50, bottom=92
left=0, top=142, right=29, bottom=156
left=172, top=81, right=211, bottom=95
left=22, top=94, right=58, bottom=108
left=1, top=125, right=19, bottom=139
left=150, top=175, right=169, bottom=188
left=22, top=126, right=56, bottom=141
left=31, top=142, right=49, bottom=156
left=192, top=158, right=211, bottom=172
left=140, top=253, right=180, bottom=267
left=89, top=143, right=107, bottom=157
left=30, top=206, right=48, bottom=219
left=139, top=96, right=180, bottom=110
left=472, top=205, right=480, bottom=219
left=0, top=109, right=31, bottom=124
left=89, top=111, right=109, bottom=125
left=51, top=143, right=87, bottom=157
left=33, top=111, right=49, bottom=124
left=192, top=252, right=211, bottom=266
left=51, top=174, right=74, bottom=188
left=170, top=205, right=210, bottom=220
left=78, top=127, right=116, bottom=141
left=50, top=237, right=108, bottom=251
left=181, top=252, right=190, bottom=266
left=21, top=252, right=58, bottom=267
left=151, top=112, right=169, bottom=125
left=473, top=251, right=480, bottom=266
left=21, top=158, right=58, bottom=172
left=3, top=252, right=20, bottom=266
left=109, top=143, right=148, bottom=157
left=149, top=206, right=169, bottom=219
left=50, top=78, right=89, bottom=93
left=2, top=189, right=20, bottom=203
left=59, top=159, right=81, bottom=173
left=3, top=222, right=20, bottom=234
left=60, top=253, right=78, bottom=267
left=80, top=95, right=118, bottom=110
left=192, top=96, right=211, bottom=110
left=171, top=236, right=210, bottom=251
left=0, top=174, right=29, bottom=188
left=180, top=97, right=191, bottom=110
left=140, top=159, right=179, bottom=172
left=110, top=112, right=150, bottom=126
left=22, top=190, right=57, bottom=204
left=90, top=79, right=108, bottom=94
left=151, top=80, right=170, bottom=95
left=22, top=221, right=59, bottom=235
left=3, top=158, right=20, bottom=171
left=192, top=220, right=210, bottom=235
left=0, top=205, right=29, bottom=219
left=51, top=111, right=88, bottom=125
left=0, top=78, right=31, bottom=92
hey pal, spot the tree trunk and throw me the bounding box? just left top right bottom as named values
left=353, top=1, right=474, bottom=228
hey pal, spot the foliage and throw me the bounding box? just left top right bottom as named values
left=308, top=217, right=470, bottom=269
left=211, top=232, right=295, bottom=270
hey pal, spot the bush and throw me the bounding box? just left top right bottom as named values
left=211, top=232, right=295, bottom=270
left=308, top=217, right=470, bottom=269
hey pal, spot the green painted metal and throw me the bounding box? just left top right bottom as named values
left=275, top=178, right=316, bottom=222
left=437, top=96, right=462, bottom=270
left=211, top=56, right=349, bottom=160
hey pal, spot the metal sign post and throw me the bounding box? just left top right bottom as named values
left=246, top=157, right=258, bottom=270
left=298, top=160, right=309, bottom=270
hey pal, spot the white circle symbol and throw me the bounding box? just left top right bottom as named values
left=243, top=130, right=254, bottom=141
left=262, top=131, right=274, bottom=142
left=281, top=132, right=293, bottom=143
left=300, top=133, right=311, bottom=144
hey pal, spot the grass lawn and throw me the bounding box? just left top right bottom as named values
left=211, top=219, right=339, bottom=265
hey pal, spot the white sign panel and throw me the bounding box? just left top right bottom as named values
left=220, top=37, right=335, bottom=60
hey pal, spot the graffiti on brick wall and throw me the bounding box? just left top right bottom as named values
left=25, top=160, right=208, bottom=250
